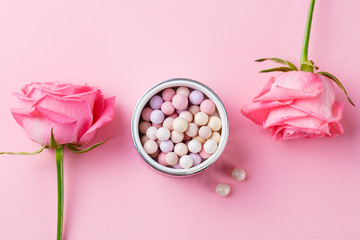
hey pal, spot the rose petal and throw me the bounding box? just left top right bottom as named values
left=13, top=92, right=35, bottom=108
left=264, top=106, right=308, bottom=129
left=79, top=97, right=115, bottom=145
left=241, top=100, right=291, bottom=125
left=65, top=88, right=101, bottom=112
left=11, top=107, right=77, bottom=145
left=253, top=71, right=323, bottom=102
left=33, top=94, right=93, bottom=141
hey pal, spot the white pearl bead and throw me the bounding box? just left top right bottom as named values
left=143, top=140, right=158, bottom=154
left=209, top=132, right=221, bottom=144
left=165, top=152, right=179, bottom=165
left=174, top=143, right=188, bottom=157
left=185, top=123, right=198, bottom=137
left=232, top=168, right=246, bottom=182
left=163, top=117, right=174, bottom=131
left=187, top=139, right=202, bottom=153
left=156, top=127, right=170, bottom=141
left=179, top=111, right=193, bottom=123
left=207, top=116, right=222, bottom=131
left=171, top=131, right=184, bottom=143
left=203, top=139, right=217, bottom=154
left=146, top=126, right=158, bottom=140
left=179, top=155, right=193, bottom=169
left=216, top=183, right=230, bottom=197
left=198, top=126, right=212, bottom=139
left=194, top=112, right=209, bottom=126
left=173, top=117, right=189, bottom=133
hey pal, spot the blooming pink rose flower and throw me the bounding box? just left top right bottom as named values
left=11, top=82, right=115, bottom=145
left=241, top=71, right=344, bottom=140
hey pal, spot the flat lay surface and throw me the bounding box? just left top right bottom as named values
left=0, top=0, right=359, bottom=239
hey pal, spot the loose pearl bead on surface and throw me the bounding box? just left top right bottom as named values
left=216, top=183, right=230, bottom=197
left=232, top=168, right=246, bottom=182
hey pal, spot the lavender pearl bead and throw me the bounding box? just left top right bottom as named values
left=150, top=95, right=164, bottom=110
left=160, top=140, right=174, bottom=153
left=189, top=90, right=204, bottom=105
left=150, top=110, right=165, bottom=124
left=189, top=153, right=202, bottom=166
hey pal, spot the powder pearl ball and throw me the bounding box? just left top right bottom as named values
left=179, top=111, right=193, bottom=123
left=157, top=152, right=168, bottom=166
left=200, top=99, right=216, bottom=115
left=174, top=143, right=188, bottom=157
left=165, top=152, right=179, bottom=165
left=152, top=123, right=162, bottom=128
left=171, top=131, right=184, bottom=143
left=162, top=117, right=174, bottom=131
left=141, top=107, right=153, bottom=121
left=183, top=134, right=191, bottom=141
left=173, top=162, right=182, bottom=169
left=162, top=88, right=176, bottom=101
left=172, top=94, right=188, bottom=110
left=209, top=132, right=221, bottom=144
left=150, top=110, right=165, bottom=124
left=156, top=127, right=170, bottom=141
left=149, top=95, right=164, bottom=110
left=179, top=155, right=193, bottom=169
left=173, top=117, right=189, bottom=133
left=140, top=135, right=149, bottom=145
left=208, top=116, right=222, bottom=131
left=169, top=113, right=179, bottom=119
left=161, top=101, right=175, bottom=115
left=189, top=153, right=202, bottom=166
left=199, top=126, right=212, bottom=139
left=149, top=149, right=159, bottom=158
left=194, top=112, right=209, bottom=126
left=185, top=123, right=198, bottom=137
left=139, top=121, right=151, bottom=134
left=232, top=168, right=246, bottom=182
left=189, top=90, right=204, bottom=105
left=144, top=140, right=158, bottom=154
left=216, top=183, right=230, bottom=197
left=188, top=139, right=202, bottom=153
left=159, top=140, right=174, bottom=153
left=146, top=126, right=158, bottom=140
left=203, top=140, right=218, bottom=154
left=176, top=87, right=191, bottom=97
left=188, top=105, right=200, bottom=115
left=176, top=108, right=187, bottom=115
left=199, top=148, right=212, bottom=159
left=193, top=135, right=206, bottom=144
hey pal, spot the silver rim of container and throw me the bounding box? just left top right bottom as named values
left=131, top=78, right=229, bottom=176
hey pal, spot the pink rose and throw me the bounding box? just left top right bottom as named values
left=241, top=71, right=344, bottom=140
left=11, top=82, right=115, bottom=145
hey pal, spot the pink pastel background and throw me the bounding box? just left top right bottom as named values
left=1, top=0, right=360, bottom=239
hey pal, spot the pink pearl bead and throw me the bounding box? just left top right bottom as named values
left=188, top=105, right=200, bottom=115
left=183, top=134, right=191, bottom=141
left=141, top=107, right=153, bottom=121
left=185, top=123, right=198, bottom=137
left=158, top=152, right=168, bottom=166
left=172, top=94, right=188, bottom=110
left=152, top=123, right=162, bottom=128
left=200, top=99, right=216, bottom=115
left=199, top=148, right=212, bottom=159
left=161, top=101, right=175, bottom=115
left=162, top=88, right=176, bottom=101
left=169, top=113, right=179, bottom=119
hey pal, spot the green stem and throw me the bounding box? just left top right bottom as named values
left=300, top=0, right=316, bottom=71
left=56, top=146, right=64, bottom=240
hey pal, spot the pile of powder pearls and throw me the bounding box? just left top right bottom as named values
left=139, top=86, right=222, bottom=169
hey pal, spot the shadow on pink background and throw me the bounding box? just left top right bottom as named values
left=0, top=0, right=359, bottom=239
